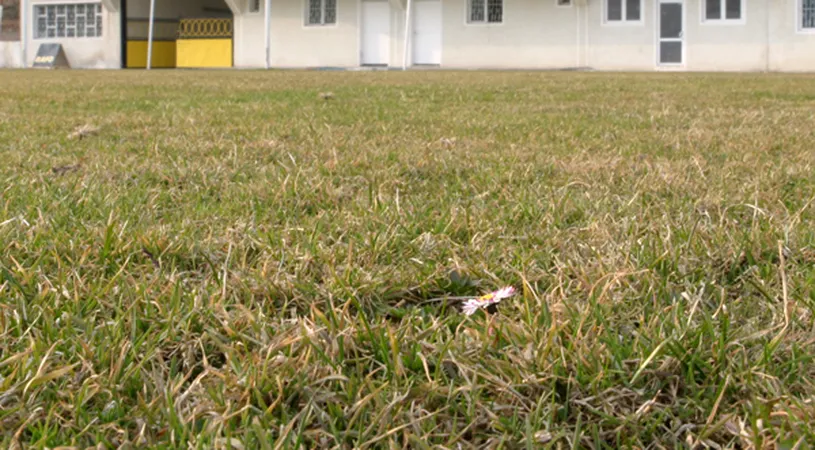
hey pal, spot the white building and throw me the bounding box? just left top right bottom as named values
left=2, top=0, right=815, bottom=70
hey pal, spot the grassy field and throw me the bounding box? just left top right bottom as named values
left=1, top=70, right=814, bottom=449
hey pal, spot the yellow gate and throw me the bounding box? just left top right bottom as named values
left=126, top=18, right=178, bottom=68
left=176, top=18, right=233, bottom=68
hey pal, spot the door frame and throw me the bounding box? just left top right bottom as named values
left=654, top=0, right=686, bottom=68
left=121, top=0, right=128, bottom=68
left=358, top=0, right=391, bottom=66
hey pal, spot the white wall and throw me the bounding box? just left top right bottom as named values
left=25, top=0, right=121, bottom=68
left=656, top=0, right=815, bottom=71
left=768, top=0, right=815, bottom=70
left=479, top=0, right=815, bottom=71
left=233, top=0, right=266, bottom=67
left=584, top=0, right=655, bottom=69
left=14, top=0, right=815, bottom=71
left=235, top=0, right=362, bottom=67
left=387, top=0, right=406, bottom=66
left=234, top=0, right=414, bottom=68
left=0, top=41, right=23, bottom=67
left=442, top=0, right=580, bottom=68
left=683, top=0, right=768, bottom=71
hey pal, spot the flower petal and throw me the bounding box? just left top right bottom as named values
left=462, top=300, right=481, bottom=316
left=461, top=286, right=516, bottom=316
left=493, top=286, right=516, bottom=300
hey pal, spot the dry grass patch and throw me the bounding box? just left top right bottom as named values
left=0, top=70, right=814, bottom=448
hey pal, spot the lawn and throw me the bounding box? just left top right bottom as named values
left=0, top=70, right=814, bottom=449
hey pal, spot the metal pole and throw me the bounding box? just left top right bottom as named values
left=402, top=0, right=412, bottom=70
left=264, top=0, right=271, bottom=69
left=146, top=0, right=156, bottom=69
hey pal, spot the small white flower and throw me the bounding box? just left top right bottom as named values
left=462, top=286, right=516, bottom=316
left=461, top=300, right=481, bottom=316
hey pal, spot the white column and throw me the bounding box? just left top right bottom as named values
left=575, top=3, right=580, bottom=67
left=20, top=0, right=27, bottom=67
left=402, top=0, right=412, bottom=70
left=765, top=0, right=771, bottom=71
left=265, top=0, right=271, bottom=69
left=146, top=0, right=156, bottom=69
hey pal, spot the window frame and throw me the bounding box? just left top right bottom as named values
left=304, top=0, right=337, bottom=27
left=248, top=0, right=261, bottom=14
left=701, top=0, right=745, bottom=25
left=602, top=0, right=644, bottom=26
left=466, top=0, right=504, bottom=25
left=32, top=2, right=104, bottom=40
left=798, top=0, right=815, bottom=33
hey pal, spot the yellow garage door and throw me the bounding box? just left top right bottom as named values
left=176, top=18, right=233, bottom=68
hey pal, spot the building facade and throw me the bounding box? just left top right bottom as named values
left=2, top=0, right=815, bottom=70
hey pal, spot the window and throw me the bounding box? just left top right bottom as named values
left=802, top=0, right=815, bottom=30
left=556, top=0, right=572, bottom=6
left=249, top=0, right=260, bottom=13
left=468, top=0, right=502, bottom=23
left=305, top=0, right=336, bottom=25
left=605, top=0, right=641, bottom=23
left=34, top=3, right=102, bottom=39
left=703, top=0, right=742, bottom=22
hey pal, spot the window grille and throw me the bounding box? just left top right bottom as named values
left=469, top=0, right=502, bottom=23
left=803, top=0, right=815, bottom=29
left=704, top=0, right=742, bottom=21
left=306, top=0, right=336, bottom=26
left=35, top=3, right=102, bottom=39
left=606, top=0, right=640, bottom=22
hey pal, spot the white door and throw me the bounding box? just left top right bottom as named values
left=658, top=1, right=683, bottom=65
left=361, top=1, right=391, bottom=65
left=413, top=0, right=442, bottom=65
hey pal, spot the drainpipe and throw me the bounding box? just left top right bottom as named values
left=146, top=0, right=155, bottom=69
left=402, top=0, right=412, bottom=70
left=265, top=0, right=271, bottom=69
